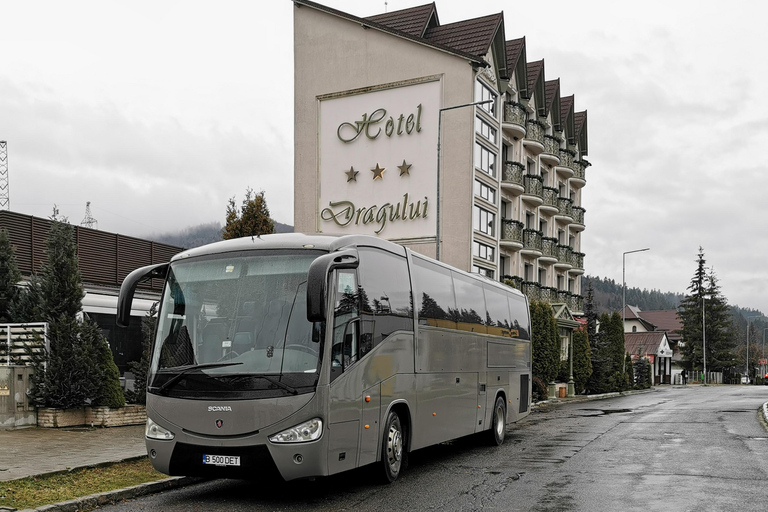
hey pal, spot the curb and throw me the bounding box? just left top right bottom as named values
left=760, top=402, right=768, bottom=431
left=531, top=387, right=656, bottom=409
left=15, top=475, right=205, bottom=512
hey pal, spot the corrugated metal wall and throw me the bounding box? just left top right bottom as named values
left=0, top=211, right=182, bottom=292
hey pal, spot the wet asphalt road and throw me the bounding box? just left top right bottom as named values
left=100, top=385, right=768, bottom=512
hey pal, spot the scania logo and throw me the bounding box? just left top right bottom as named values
left=215, top=419, right=224, bottom=429
left=208, top=406, right=233, bottom=412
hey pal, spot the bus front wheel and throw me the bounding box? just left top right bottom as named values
left=380, top=409, right=406, bottom=483
left=487, top=396, right=506, bottom=446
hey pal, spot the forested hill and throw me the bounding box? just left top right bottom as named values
left=582, top=275, right=684, bottom=315
left=147, top=221, right=293, bottom=249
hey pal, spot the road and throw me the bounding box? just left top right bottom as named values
left=103, top=386, right=768, bottom=511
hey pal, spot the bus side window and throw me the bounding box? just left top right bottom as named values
left=331, top=270, right=359, bottom=382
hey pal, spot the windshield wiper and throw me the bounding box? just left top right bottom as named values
left=254, top=374, right=298, bottom=395
left=154, top=362, right=243, bottom=393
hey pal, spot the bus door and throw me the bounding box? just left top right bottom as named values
left=327, top=269, right=363, bottom=474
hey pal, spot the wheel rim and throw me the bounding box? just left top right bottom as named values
left=386, top=420, right=403, bottom=473
left=494, top=402, right=504, bottom=439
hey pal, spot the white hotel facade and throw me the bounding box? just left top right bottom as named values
left=293, top=1, right=590, bottom=313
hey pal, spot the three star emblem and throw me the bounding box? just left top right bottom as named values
left=344, top=160, right=412, bottom=182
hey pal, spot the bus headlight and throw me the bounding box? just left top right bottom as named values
left=269, top=418, right=323, bottom=443
left=146, top=417, right=175, bottom=440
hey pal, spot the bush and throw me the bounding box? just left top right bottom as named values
left=532, top=376, right=548, bottom=402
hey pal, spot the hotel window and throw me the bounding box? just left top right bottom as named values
left=472, top=265, right=494, bottom=279
left=474, top=142, right=496, bottom=177
left=527, top=159, right=536, bottom=176
left=473, top=205, right=495, bottom=236
left=474, top=179, right=496, bottom=204
left=473, top=241, right=495, bottom=262
left=475, top=116, right=497, bottom=144
left=475, top=81, right=497, bottom=118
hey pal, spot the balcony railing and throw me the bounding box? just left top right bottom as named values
left=522, top=228, right=543, bottom=252
left=557, top=197, right=573, bottom=218
left=572, top=251, right=585, bottom=270
left=540, top=286, right=559, bottom=303
left=558, top=149, right=575, bottom=170
left=501, top=219, right=524, bottom=244
left=524, top=120, right=545, bottom=146
left=557, top=290, right=570, bottom=304
left=541, top=237, right=558, bottom=260
left=503, top=102, right=527, bottom=127
left=502, top=161, right=525, bottom=187
left=556, top=244, right=573, bottom=266
left=569, top=294, right=584, bottom=313
left=542, top=187, right=558, bottom=209
left=523, top=174, right=543, bottom=199
left=502, top=275, right=524, bottom=290
left=572, top=206, right=585, bottom=225
left=521, top=281, right=541, bottom=301
left=573, top=160, right=587, bottom=184
left=542, top=135, right=561, bottom=161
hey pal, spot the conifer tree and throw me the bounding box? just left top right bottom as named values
left=571, top=328, right=593, bottom=394
left=0, top=228, right=21, bottom=323
left=223, top=188, right=275, bottom=240
left=530, top=300, right=560, bottom=384
left=126, top=304, right=156, bottom=405
left=587, top=312, right=615, bottom=394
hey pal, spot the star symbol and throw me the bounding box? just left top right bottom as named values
left=371, top=163, right=385, bottom=180
left=345, top=166, right=358, bottom=182
left=398, top=160, right=412, bottom=176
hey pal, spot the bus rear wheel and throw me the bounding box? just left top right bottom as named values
left=487, top=396, right=506, bottom=446
left=380, top=409, right=406, bottom=483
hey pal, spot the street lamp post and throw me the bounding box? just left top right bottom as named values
left=702, top=296, right=706, bottom=384
left=621, top=248, right=650, bottom=374
left=436, top=99, right=493, bottom=261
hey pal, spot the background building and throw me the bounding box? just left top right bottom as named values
left=293, top=1, right=589, bottom=313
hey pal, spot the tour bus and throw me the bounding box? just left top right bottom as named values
left=117, top=233, right=532, bottom=482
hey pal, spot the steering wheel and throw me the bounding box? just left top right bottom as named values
left=284, top=344, right=318, bottom=356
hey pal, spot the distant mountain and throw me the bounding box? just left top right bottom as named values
left=582, top=275, right=684, bottom=315
left=148, top=220, right=294, bottom=250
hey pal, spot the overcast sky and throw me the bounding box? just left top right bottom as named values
left=2, top=0, right=767, bottom=313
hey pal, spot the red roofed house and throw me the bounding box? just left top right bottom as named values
left=622, top=305, right=684, bottom=384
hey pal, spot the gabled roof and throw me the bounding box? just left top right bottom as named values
left=526, top=60, right=546, bottom=115
left=505, top=37, right=527, bottom=96
left=625, top=332, right=672, bottom=357
left=423, top=12, right=504, bottom=60
left=544, top=78, right=561, bottom=131
left=365, top=3, right=438, bottom=38
left=637, top=310, right=682, bottom=341
left=574, top=110, right=588, bottom=156
left=560, top=95, right=576, bottom=145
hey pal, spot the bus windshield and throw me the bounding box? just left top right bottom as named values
left=148, top=250, right=323, bottom=399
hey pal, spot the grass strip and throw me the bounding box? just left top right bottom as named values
left=0, top=457, right=166, bottom=511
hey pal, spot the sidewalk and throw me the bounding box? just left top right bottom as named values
left=0, top=424, right=146, bottom=482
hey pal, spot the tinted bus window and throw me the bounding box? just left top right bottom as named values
left=509, top=295, right=531, bottom=340
left=483, top=284, right=511, bottom=331
left=452, top=272, right=486, bottom=334
left=357, top=248, right=413, bottom=352
left=412, top=257, right=457, bottom=329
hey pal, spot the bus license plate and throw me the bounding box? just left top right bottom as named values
left=202, top=454, right=240, bottom=467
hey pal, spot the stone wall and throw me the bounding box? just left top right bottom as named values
left=37, top=405, right=146, bottom=428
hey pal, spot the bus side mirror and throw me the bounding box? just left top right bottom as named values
left=117, top=263, right=168, bottom=327
left=306, top=249, right=359, bottom=323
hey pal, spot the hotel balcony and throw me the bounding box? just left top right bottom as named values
left=500, top=219, right=524, bottom=250
left=555, top=149, right=576, bottom=178
left=521, top=281, right=541, bottom=301
left=521, top=228, right=543, bottom=256
left=523, top=120, right=545, bottom=155
left=540, top=236, right=558, bottom=263
left=554, top=244, right=573, bottom=270
left=541, top=187, right=558, bottom=214
left=540, top=286, right=559, bottom=303
left=501, top=161, right=525, bottom=194
left=522, top=174, right=543, bottom=205
left=571, top=206, right=585, bottom=231
left=569, top=293, right=584, bottom=314
left=502, top=275, right=524, bottom=290
left=502, top=102, right=527, bottom=139
left=556, top=197, right=573, bottom=222
left=570, top=251, right=585, bottom=275
left=541, top=135, right=561, bottom=166
left=571, top=159, right=588, bottom=188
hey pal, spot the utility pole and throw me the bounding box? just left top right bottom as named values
left=81, top=202, right=98, bottom=230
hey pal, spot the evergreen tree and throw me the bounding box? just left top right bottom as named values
left=571, top=328, right=593, bottom=394
left=530, top=300, right=560, bottom=384
left=223, top=188, right=275, bottom=240
left=83, top=321, right=125, bottom=408
left=587, top=312, right=615, bottom=394
left=633, top=351, right=651, bottom=389
left=0, top=228, right=21, bottom=323
left=583, top=283, right=598, bottom=341
left=624, top=353, right=634, bottom=389
left=678, top=248, right=736, bottom=373
left=605, top=312, right=628, bottom=391
left=126, top=304, right=157, bottom=405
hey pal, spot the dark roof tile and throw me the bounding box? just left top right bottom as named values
left=365, top=3, right=438, bottom=38
left=423, top=12, right=503, bottom=58
left=560, top=95, right=574, bottom=120
left=505, top=37, right=525, bottom=71
left=527, top=60, right=544, bottom=94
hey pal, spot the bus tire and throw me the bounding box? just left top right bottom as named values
left=380, top=409, right=406, bottom=483
left=488, top=395, right=506, bottom=446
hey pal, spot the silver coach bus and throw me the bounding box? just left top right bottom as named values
left=117, top=233, right=531, bottom=482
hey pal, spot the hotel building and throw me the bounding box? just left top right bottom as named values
left=293, top=1, right=590, bottom=313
